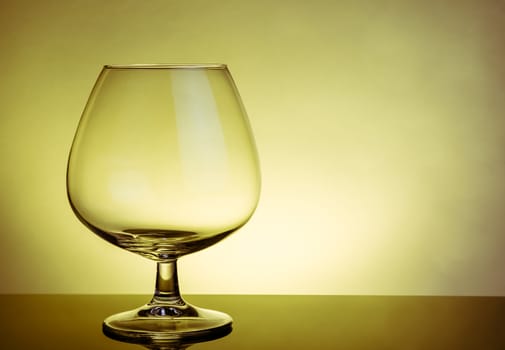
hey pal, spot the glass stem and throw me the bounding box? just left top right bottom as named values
left=151, top=260, right=185, bottom=306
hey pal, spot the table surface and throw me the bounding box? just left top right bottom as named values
left=1, top=295, right=505, bottom=349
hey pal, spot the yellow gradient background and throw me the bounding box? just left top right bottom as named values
left=1, top=0, right=505, bottom=295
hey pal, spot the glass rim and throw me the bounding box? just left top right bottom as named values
left=104, top=63, right=227, bottom=70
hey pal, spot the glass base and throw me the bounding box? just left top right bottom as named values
left=103, top=302, right=232, bottom=344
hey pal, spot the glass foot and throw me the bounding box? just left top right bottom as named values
left=103, top=302, right=232, bottom=344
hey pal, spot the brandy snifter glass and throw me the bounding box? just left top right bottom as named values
left=67, top=64, right=260, bottom=342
